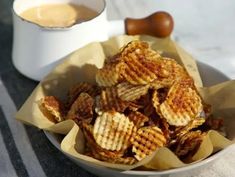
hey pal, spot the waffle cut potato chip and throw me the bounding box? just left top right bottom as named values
left=82, top=122, right=124, bottom=159
left=95, top=87, right=129, bottom=114
left=117, top=82, right=150, bottom=101
left=91, top=151, right=137, bottom=165
left=160, top=58, right=188, bottom=79
left=38, top=96, right=64, bottom=123
left=160, top=78, right=203, bottom=126
left=127, top=111, right=149, bottom=128
left=121, top=41, right=161, bottom=62
left=66, top=82, right=100, bottom=109
left=66, top=93, right=94, bottom=123
left=120, top=40, right=149, bottom=57
left=121, top=54, right=157, bottom=85
left=96, top=61, right=125, bottom=87
left=174, top=131, right=206, bottom=160
left=93, top=111, right=137, bottom=151
left=131, top=126, right=166, bottom=161
left=175, top=117, right=205, bottom=137
left=150, top=78, right=173, bottom=90
left=152, top=90, right=161, bottom=115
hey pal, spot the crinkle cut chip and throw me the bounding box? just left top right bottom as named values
left=66, top=82, right=99, bottom=109
left=38, top=96, right=64, bottom=123
left=91, top=152, right=137, bottom=165
left=95, top=87, right=129, bottom=113
left=93, top=111, right=137, bottom=151
left=174, top=117, right=205, bottom=137
left=120, top=40, right=149, bottom=57
left=152, top=90, right=161, bottom=115
left=121, top=41, right=161, bottom=62
left=160, top=78, right=203, bottom=126
left=121, top=54, right=157, bottom=85
left=127, top=111, right=149, bottom=128
left=174, top=131, right=205, bottom=159
left=117, top=82, right=149, bottom=101
left=96, top=61, right=125, bottom=87
left=82, top=122, right=124, bottom=159
left=131, top=126, right=166, bottom=161
left=66, top=93, right=94, bottom=123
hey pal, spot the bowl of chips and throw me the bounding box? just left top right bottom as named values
left=16, top=35, right=235, bottom=177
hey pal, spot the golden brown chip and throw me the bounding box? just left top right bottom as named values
left=131, top=126, right=166, bottom=161
left=117, top=82, right=149, bottom=101
left=105, top=53, right=122, bottom=64
left=141, top=48, right=162, bottom=62
left=66, top=93, right=94, bottom=123
left=66, top=82, right=99, bottom=108
left=120, top=41, right=161, bottom=61
left=93, top=111, right=137, bottom=151
left=95, top=87, right=129, bottom=114
left=159, top=58, right=189, bottom=79
left=158, top=118, right=171, bottom=143
left=120, top=41, right=149, bottom=57
left=152, top=90, right=161, bottom=115
left=91, top=152, right=137, bottom=165
left=121, top=54, right=157, bottom=85
left=127, top=102, right=143, bottom=111
left=150, top=78, right=174, bottom=90
left=38, top=96, right=64, bottom=123
left=82, top=122, right=123, bottom=159
left=128, top=111, right=149, bottom=128
left=147, top=58, right=189, bottom=89
left=174, top=131, right=205, bottom=158
left=175, top=117, right=205, bottom=137
left=160, top=78, right=203, bottom=126
left=96, top=61, right=125, bottom=87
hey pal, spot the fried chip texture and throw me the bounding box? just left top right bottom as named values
left=66, top=93, right=94, bottom=123
left=121, top=54, right=157, bottom=85
left=39, top=96, right=64, bottom=123
left=82, top=122, right=123, bottom=159
left=96, top=61, right=125, bottom=87
left=175, top=117, right=205, bottom=137
left=120, top=41, right=149, bottom=57
left=160, top=78, right=203, bottom=126
left=152, top=90, right=161, bottom=115
left=93, top=111, right=137, bottom=151
left=127, top=111, right=149, bottom=128
left=131, top=126, right=166, bottom=161
left=174, top=131, right=205, bottom=158
left=95, top=87, right=129, bottom=114
left=91, top=152, right=137, bottom=165
left=66, top=82, right=99, bottom=108
left=117, top=82, right=149, bottom=101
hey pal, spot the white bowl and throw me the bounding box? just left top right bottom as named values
left=44, top=62, right=234, bottom=177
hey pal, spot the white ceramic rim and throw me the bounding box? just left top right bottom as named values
left=44, top=61, right=235, bottom=175
left=12, top=0, right=107, bottom=30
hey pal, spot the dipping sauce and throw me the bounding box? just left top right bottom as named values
left=20, top=4, right=98, bottom=27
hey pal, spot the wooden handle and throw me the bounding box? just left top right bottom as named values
left=125, top=11, right=174, bottom=38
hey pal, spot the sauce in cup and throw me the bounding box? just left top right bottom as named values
left=20, top=3, right=98, bottom=27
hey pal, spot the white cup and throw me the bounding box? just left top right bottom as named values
left=12, top=0, right=124, bottom=81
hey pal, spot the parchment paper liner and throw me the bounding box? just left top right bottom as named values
left=16, top=35, right=234, bottom=170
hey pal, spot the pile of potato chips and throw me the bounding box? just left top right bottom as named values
left=38, top=41, right=224, bottom=165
